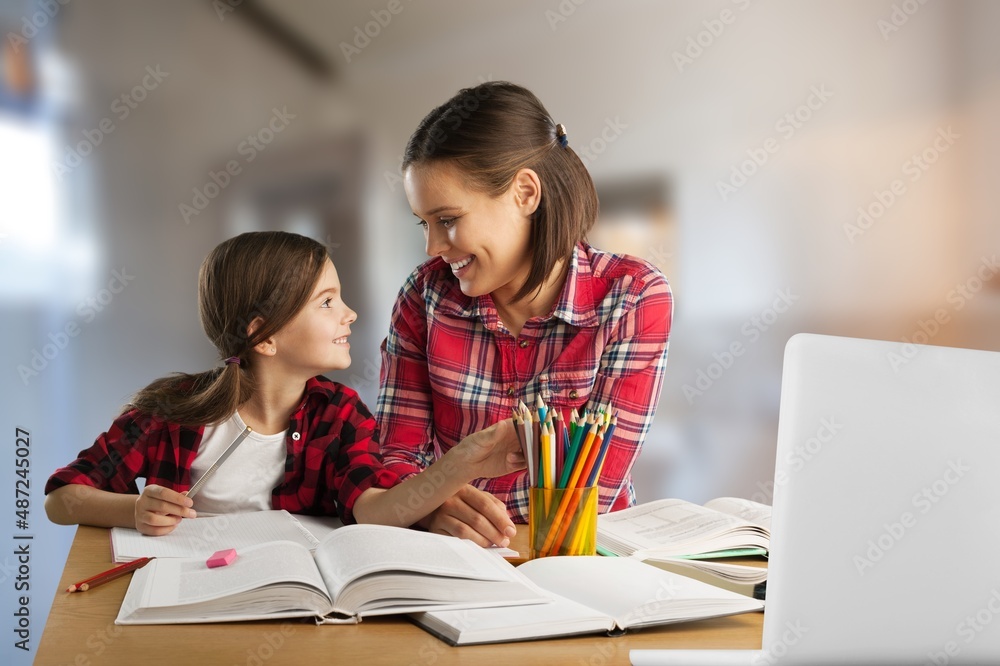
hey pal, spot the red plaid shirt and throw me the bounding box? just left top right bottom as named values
left=377, top=242, right=672, bottom=522
left=44, top=376, right=399, bottom=523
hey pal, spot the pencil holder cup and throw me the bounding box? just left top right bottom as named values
left=529, top=486, right=598, bottom=558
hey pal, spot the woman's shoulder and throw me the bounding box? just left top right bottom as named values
left=579, top=242, right=669, bottom=292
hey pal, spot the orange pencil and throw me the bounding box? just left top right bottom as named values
left=548, top=424, right=606, bottom=554
left=67, top=557, right=153, bottom=593
left=540, top=419, right=599, bottom=554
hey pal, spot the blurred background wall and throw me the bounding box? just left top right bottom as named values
left=1, top=1, right=997, bottom=659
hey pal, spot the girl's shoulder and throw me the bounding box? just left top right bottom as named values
left=305, top=376, right=374, bottom=418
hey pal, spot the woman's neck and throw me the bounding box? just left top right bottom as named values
left=238, top=367, right=307, bottom=435
left=492, top=258, right=568, bottom=338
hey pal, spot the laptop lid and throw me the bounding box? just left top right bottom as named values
left=763, top=333, right=1000, bottom=665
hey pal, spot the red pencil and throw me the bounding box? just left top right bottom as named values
left=66, top=557, right=153, bottom=593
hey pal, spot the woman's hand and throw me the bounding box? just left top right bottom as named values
left=449, top=419, right=525, bottom=480
left=134, top=484, right=197, bottom=536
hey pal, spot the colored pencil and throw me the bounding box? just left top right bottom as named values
left=67, top=557, right=153, bottom=593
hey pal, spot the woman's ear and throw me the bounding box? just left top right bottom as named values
left=511, top=168, right=542, bottom=217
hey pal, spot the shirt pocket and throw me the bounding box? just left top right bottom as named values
left=536, top=370, right=596, bottom=411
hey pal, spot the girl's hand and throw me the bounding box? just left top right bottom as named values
left=451, top=419, right=526, bottom=480
left=134, top=484, right=197, bottom=536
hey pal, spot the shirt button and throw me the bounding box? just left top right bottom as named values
left=506, top=386, right=515, bottom=398
left=518, top=339, right=529, bottom=348
left=569, top=389, right=579, bottom=399
left=291, top=432, right=301, bottom=441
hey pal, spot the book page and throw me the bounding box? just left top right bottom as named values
left=123, top=540, right=329, bottom=609
left=703, top=497, right=772, bottom=531
left=518, top=556, right=763, bottom=628
left=111, top=510, right=320, bottom=562
left=597, top=499, right=767, bottom=557
left=312, top=525, right=521, bottom=599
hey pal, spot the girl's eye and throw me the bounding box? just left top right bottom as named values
left=321, top=297, right=332, bottom=308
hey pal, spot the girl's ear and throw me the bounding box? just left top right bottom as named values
left=511, top=168, right=542, bottom=217
left=247, top=317, right=277, bottom=356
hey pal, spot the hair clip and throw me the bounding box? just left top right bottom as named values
left=555, top=123, right=568, bottom=148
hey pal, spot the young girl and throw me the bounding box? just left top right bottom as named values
left=45, top=231, right=523, bottom=546
left=376, top=82, right=673, bottom=545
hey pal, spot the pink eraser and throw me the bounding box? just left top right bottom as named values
left=206, top=549, right=238, bottom=568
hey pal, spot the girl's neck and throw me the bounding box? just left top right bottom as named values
left=238, top=367, right=308, bottom=435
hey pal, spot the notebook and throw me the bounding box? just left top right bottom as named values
left=631, top=333, right=1000, bottom=665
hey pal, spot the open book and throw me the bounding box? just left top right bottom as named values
left=597, top=497, right=770, bottom=586
left=410, top=556, right=764, bottom=645
left=110, top=510, right=340, bottom=562
left=110, top=510, right=517, bottom=562
left=115, top=524, right=547, bottom=625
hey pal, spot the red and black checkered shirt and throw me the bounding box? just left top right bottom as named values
left=44, top=376, right=399, bottom=523
left=376, top=242, right=673, bottom=522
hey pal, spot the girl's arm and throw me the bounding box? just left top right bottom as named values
left=45, top=484, right=197, bottom=536
left=352, top=419, right=524, bottom=546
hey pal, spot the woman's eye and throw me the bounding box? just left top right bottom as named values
left=439, top=217, right=456, bottom=228
left=415, top=220, right=428, bottom=229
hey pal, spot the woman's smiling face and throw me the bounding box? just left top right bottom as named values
left=404, top=161, right=537, bottom=302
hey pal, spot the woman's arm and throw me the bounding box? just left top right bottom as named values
left=351, top=419, right=524, bottom=546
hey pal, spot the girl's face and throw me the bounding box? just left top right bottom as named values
left=271, top=258, right=356, bottom=373
left=404, top=161, right=536, bottom=302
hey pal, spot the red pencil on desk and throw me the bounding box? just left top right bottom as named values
left=66, top=557, right=153, bottom=593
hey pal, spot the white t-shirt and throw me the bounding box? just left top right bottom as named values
left=189, top=411, right=287, bottom=516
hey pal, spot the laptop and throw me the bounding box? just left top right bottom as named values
left=632, top=333, right=1000, bottom=665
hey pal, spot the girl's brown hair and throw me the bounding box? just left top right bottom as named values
left=127, top=231, right=329, bottom=426
left=402, top=81, right=599, bottom=303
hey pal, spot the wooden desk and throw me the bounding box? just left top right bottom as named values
left=36, top=526, right=763, bottom=665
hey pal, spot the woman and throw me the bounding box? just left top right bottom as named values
left=377, top=81, right=672, bottom=547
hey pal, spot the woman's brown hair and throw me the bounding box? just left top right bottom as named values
left=127, top=231, right=329, bottom=426
left=402, top=81, right=599, bottom=303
